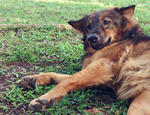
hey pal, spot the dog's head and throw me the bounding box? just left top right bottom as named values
left=68, top=5, right=139, bottom=52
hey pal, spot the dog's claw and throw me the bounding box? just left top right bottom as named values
left=17, top=77, right=37, bottom=90
left=28, top=78, right=37, bottom=88
left=23, top=77, right=30, bottom=82
left=32, top=78, right=37, bottom=82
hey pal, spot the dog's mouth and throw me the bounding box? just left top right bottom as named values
left=90, top=37, right=111, bottom=50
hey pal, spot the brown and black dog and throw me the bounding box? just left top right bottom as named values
left=18, top=5, right=150, bottom=114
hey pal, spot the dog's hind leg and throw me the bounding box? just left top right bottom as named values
left=17, top=72, right=70, bottom=89
left=127, top=90, right=150, bottom=115
left=28, top=58, right=114, bottom=111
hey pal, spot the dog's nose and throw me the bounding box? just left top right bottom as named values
left=88, top=34, right=98, bottom=43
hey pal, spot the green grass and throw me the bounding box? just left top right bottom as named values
left=0, top=0, right=150, bottom=114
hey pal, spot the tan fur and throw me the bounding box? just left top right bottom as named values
left=127, top=91, right=150, bottom=115
left=18, top=5, right=150, bottom=114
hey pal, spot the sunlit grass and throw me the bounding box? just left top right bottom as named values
left=33, top=0, right=106, bottom=6
left=0, top=0, right=150, bottom=28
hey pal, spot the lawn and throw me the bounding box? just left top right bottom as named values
left=0, top=0, right=150, bottom=114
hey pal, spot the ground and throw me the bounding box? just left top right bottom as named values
left=0, top=0, right=150, bottom=115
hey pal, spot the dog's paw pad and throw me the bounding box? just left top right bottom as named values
left=38, top=98, right=55, bottom=108
left=30, top=104, right=42, bottom=111
left=29, top=98, right=56, bottom=111
left=49, top=78, right=55, bottom=84
left=38, top=99, right=49, bottom=105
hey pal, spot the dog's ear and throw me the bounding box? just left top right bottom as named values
left=115, top=5, right=136, bottom=18
left=68, top=15, right=88, bottom=32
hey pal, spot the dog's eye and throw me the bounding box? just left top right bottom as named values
left=103, top=20, right=111, bottom=25
left=87, top=24, right=92, bottom=30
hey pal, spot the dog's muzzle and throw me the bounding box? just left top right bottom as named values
left=88, top=34, right=111, bottom=50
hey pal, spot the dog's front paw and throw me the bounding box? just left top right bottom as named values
left=29, top=97, right=56, bottom=111
left=17, top=73, right=56, bottom=90
left=17, top=76, right=37, bottom=90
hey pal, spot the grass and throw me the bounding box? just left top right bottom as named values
left=0, top=0, right=150, bottom=114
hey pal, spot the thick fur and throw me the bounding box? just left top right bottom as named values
left=18, top=5, right=150, bottom=114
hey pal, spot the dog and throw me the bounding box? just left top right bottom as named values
left=18, top=5, right=150, bottom=114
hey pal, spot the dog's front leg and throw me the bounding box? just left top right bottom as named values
left=29, top=58, right=114, bottom=111
left=127, top=90, right=150, bottom=115
left=18, top=72, right=70, bottom=89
